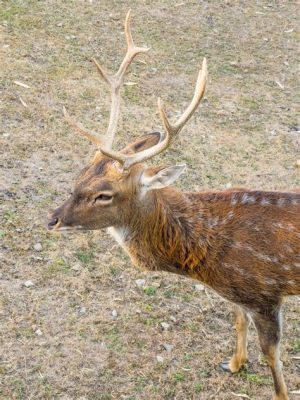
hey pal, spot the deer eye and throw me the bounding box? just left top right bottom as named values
left=94, top=193, right=113, bottom=202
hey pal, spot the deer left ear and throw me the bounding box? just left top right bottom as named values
left=121, top=132, right=162, bottom=155
left=140, top=164, right=186, bottom=191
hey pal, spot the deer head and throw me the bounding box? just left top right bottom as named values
left=48, top=10, right=207, bottom=232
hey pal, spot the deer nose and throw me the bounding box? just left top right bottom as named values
left=48, top=217, right=59, bottom=230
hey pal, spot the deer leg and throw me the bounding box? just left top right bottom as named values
left=252, top=309, right=289, bottom=400
left=220, top=306, right=250, bottom=372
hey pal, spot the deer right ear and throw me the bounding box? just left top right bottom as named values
left=140, top=164, right=186, bottom=192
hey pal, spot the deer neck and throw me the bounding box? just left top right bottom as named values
left=107, top=188, right=209, bottom=277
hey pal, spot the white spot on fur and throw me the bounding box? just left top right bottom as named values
left=273, top=222, right=297, bottom=233
left=223, top=262, right=252, bottom=278
left=221, top=211, right=234, bottom=225
left=273, top=222, right=284, bottom=229
left=233, top=241, right=279, bottom=264
left=231, top=194, right=239, bottom=206
left=260, top=197, right=271, bottom=206
left=241, top=193, right=256, bottom=204
left=282, top=264, right=291, bottom=270
left=284, top=245, right=293, bottom=254
left=287, top=223, right=295, bottom=232
left=208, top=217, right=219, bottom=228
left=277, top=198, right=286, bottom=207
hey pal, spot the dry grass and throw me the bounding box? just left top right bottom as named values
left=0, top=0, right=299, bottom=399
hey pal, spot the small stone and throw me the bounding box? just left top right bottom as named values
left=156, top=355, right=164, bottom=363
left=225, top=182, right=232, bottom=189
left=195, top=284, right=205, bottom=291
left=296, top=160, right=300, bottom=168
left=71, top=263, right=82, bottom=272
left=152, top=281, right=161, bottom=288
left=33, top=243, right=42, bottom=252
left=35, top=329, right=43, bottom=336
left=170, top=315, right=177, bottom=323
left=161, top=322, right=170, bottom=331
left=112, top=309, right=118, bottom=318
left=135, top=279, right=146, bottom=288
left=163, top=343, right=174, bottom=353
left=24, top=280, right=34, bottom=288
left=79, top=307, right=86, bottom=315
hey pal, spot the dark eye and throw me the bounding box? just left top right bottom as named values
left=94, top=193, right=113, bottom=202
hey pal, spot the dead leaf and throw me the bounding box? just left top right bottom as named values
left=19, top=96, right=28, bottom=108
left=14, top=80, right=30, bottom=89
left=275, top=80, right=284, bottom=90
left=124, top=82, right=138, bottom=86
left=231, top=393, right=251, bottom=399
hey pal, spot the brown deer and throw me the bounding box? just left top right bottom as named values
left=48, top=11, right=300, bottom=400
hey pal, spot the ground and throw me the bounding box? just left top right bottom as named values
left=0, top=0, right=299, bottom=399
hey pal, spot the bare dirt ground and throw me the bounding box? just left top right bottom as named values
left=0, top=1, right=299, bottom=399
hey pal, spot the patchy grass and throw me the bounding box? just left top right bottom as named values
left=75, top=249, right=94, bottom=265
left=238, top=370, right=273, bottom=386
left=143, top=286, right=157, bottom=296
left=0, top=0, right=299, bottom=399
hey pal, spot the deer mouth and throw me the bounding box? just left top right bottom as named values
left=47, top=217, right=85, bottom=232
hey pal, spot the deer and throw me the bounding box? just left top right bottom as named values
left=47, top=10, right=300, bottom=400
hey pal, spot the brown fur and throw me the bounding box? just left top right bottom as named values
left=48, top=133, right=299, bottom=400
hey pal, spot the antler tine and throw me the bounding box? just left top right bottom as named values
left=160, top=58, right=207, bottom=136
left=63, top=11, right=207, bottom=171
left=91, top=9, right=150, bottom=150
left=63, top=107, right=102, bottom=145
left=64, top=10, right=149, bottom=151
left=101, top=58, right=208, bottom=170
left=114, top=10, right=150, bottom=83
left=92, top=58, right=111, bottom=86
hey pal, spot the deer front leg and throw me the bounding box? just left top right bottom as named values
left=220, top=306, right=250, bottom=373
left=252, top=309, right=289, bottom=400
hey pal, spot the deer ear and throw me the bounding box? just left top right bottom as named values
left=140, top=164, right=186, bottom=191
left=121, top=132, right=162, bottom=155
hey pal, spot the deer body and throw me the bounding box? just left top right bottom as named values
left=109, top=187, right=300, bottom=308
left=48, top=11, right=299, bottom=400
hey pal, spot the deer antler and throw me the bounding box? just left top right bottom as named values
left=100, top=58, right=208, bottom=170
left=63, top=10, right=149, bottom=150
left=63, top=10, right=207, bottom=170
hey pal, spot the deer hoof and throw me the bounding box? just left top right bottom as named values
left=219, top=361, right=232, bottom=372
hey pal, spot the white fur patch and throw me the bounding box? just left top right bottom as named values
left=277, top=198, right=286, bottom=207
left=233, top=241, right=279, bottom=264
left=231, top=194, right=239, bottom=206
left=241, top=193, right=256, bottom=204
left=260, top=197, right=271, bottom=206
left=207, top=217, right=219, bottom=228
left=55, top=225, right=83, bottom=231
left=107, top=227, right=128, bottom=248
